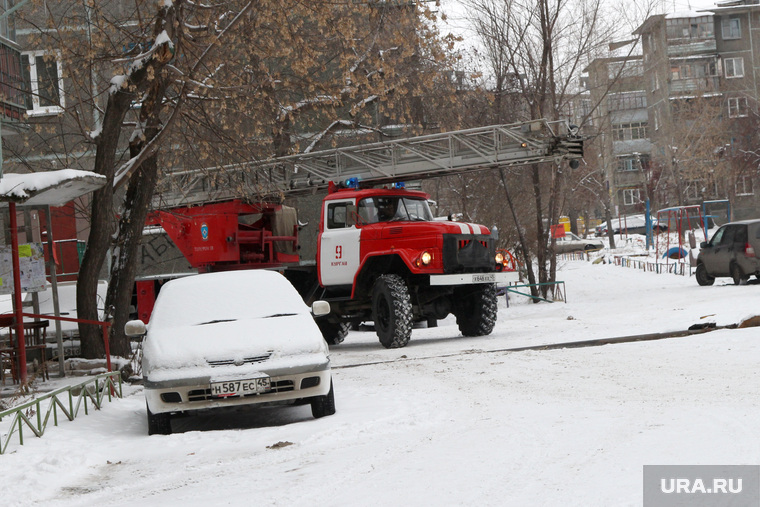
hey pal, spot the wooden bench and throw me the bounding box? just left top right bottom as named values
left=1, top=319, right=50, bottom=383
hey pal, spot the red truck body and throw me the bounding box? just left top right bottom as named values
left=141, top=186, right=517, bottom=348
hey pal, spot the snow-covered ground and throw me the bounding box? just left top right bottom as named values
left=1, top=254, right=759, bottom=506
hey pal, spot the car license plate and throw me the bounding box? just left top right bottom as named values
left=210, top=377, right=270, bottom=397
left=472, top=274, right=496, bottom=283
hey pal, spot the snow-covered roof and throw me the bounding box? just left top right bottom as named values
left=0, top=169, right=106, bottom=207
left=666, top=10, right=713, bottom=19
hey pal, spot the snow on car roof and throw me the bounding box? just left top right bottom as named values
left=148, top=270, right=310, bottom=330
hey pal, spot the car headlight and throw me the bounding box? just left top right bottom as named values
left=495, top=252, right=505, bottom=264
left=420, top=251, right=432, bottom=265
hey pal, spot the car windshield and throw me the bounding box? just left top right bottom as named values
left=357, top=196, right=434, bottom=224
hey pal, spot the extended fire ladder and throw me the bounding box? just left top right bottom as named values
left=154, top=119, right=583, bottom=208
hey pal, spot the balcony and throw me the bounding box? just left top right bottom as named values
left=669, top=77, right=720, bottom=96
left=667, top=39, right=717, bottom=56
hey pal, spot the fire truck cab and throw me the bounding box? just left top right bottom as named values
left=313, top=186, right=518, bottom=348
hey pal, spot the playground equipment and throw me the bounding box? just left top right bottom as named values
left=656, top=206, right=708, bottom=266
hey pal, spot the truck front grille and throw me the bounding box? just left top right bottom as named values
left=443, top=234, right=494, bottom=273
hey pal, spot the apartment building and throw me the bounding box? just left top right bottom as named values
left=584, top=55, right=652, bottom=215
left=586, top=0, right=760, bottom=220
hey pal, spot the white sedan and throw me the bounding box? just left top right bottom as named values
left=126, top=270, right=334, bottom=435
left=553, top=231, right=604, bottom=253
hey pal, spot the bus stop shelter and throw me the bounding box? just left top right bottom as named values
left=0, top=170, right=106, bottom=383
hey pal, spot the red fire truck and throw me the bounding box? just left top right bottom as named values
left=137, top=120, right=582, bottom=347
left=140, top=183, right=517, bottom=348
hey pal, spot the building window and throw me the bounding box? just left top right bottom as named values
left=685, top=180, right=702, bottom=201
left=612, top=122, right=649, bottom=141
left=617, top=155, right=649, bottom=173
left=0, top=0, right=16, bottom=41
left=671, top=64, right=693, bottom=80
left=722, top=17, right=741, bottom=40
left=21, top=50, right=64, bottom=115
left=607, top=61, right=643, bottom=80
left=736, top=175, right=754, bottom=196
left=622, top=188, right=641, bottom=206
left=666, top=16, right=714, bottom=40
left=728, top=97, right=748, bottom=118
left=618, top=159, right=635, bottom=172
left=724, top=57, right=744, bottom=78
left=607, top=91, right=646, bottom=111
left=654, top=108, right=660, bottom=130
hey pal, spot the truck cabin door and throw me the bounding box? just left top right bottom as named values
left=319, top=199, right=361, bottom=287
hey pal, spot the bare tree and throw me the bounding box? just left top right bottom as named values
left=14, top=0, right=455, bottom=358
left=458, top=0, right=619, bottom=297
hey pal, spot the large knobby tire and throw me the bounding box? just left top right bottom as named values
left=455, top=284, right=498, bottom=337
left=731, top=263, right=748, bottom=286
left=695, top=263, right=715, bottom=286
left=147, top=404, right=172, bottom=436
left=372, top=274, right=412, bottom=349
left=317, top=320, right=349, bottom=345
left=311, top=380, right=336, bottom=419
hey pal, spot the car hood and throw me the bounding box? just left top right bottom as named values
left=143, top=313, right=328, bottom=382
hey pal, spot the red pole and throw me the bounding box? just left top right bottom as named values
left=102, top=323, right=115, bottom=396
left=9, top=202, right=27, bottom=383
left=102, top=323, right=112, bottom=373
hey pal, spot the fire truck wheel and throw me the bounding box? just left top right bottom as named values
left=311, top=380, right=336, bottom=418
left=455, top=284, right=497, bottom=337
left=317, top=320, right=349, bottom=345
left=372, top=274, right=412, bottom=349
left=147, top=404, right=172, bottom=436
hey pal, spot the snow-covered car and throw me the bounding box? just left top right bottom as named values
left=126, top=270, right=335, bottom=435
left=595, top=215, right=667, bottom=236
left=553, top=231, right=604, bottom=253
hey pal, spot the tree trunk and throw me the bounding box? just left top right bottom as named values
left=106, top=155, right=161, bottom=357
left=79, top=1, right=177, bottom=359
left=77, top=93, right=133, bottom=359
left=499, top=168, right=537, bottom=290
left=105, top=61, right=169, bottom=357
left=547, top=163, right=562, bottom=292
left=531, top=164, right=547, bottom=298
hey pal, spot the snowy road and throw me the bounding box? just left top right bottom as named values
left=2, top=260, right=759, bottom=506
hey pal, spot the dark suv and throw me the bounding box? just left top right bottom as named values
left=696, top=219, right=760, bottom=286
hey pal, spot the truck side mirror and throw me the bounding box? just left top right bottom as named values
left=311, top=301, right=331, bottom=316
left=700, top=241, right=709, bottom=248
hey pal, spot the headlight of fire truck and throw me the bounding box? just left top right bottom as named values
left=415, top=250, right=433, bottom=267
left=495, top=252, right=505, bottom=265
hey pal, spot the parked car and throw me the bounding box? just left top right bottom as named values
left=695, top=219, right=760, bottom=286
left=553, top=231, right=604, bottom=253
left=595, top=215, right=666, bottom=236
left=126, top=270, right=335, bottom=435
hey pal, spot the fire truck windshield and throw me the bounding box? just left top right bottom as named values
left=358, top=196, right=434, bottom=224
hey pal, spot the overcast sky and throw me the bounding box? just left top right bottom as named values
left=439, top=0, right=729, bottom=33
left=437, top=0, right=730, bottom=50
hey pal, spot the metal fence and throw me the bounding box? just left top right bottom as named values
left=0, top=371, right=123, bottom=455
left=613, top=255, right=690, bottom=276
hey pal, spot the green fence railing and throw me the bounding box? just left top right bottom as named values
left=0, top=371, right=123, bottom=455
left=505, top=281, right=566, bottom=304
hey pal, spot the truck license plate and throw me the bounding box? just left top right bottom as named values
left=210, top=378, right=270, bottom=397
left=472, top=274, right=496, bottom=283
